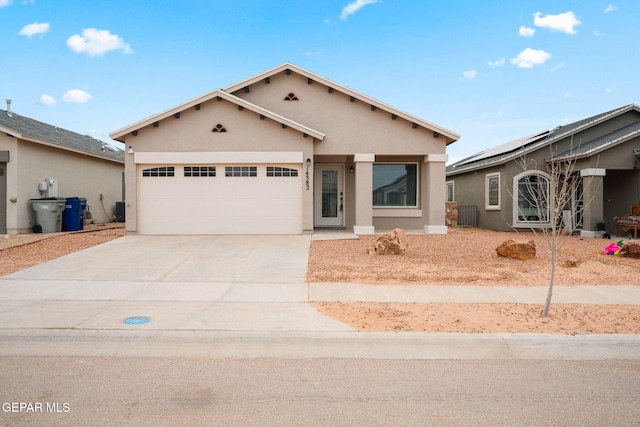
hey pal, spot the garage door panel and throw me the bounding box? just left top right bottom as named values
left=138, top=164, right=302, bottom=235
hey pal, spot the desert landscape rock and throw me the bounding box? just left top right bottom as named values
left=366, top=228, right=408, bottom=255
left=496, top=239, right=536, bottom=261
left=619, top=241, right=640, bottom=258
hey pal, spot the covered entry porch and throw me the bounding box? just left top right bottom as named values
left=311, top=153, right=449, bottom=235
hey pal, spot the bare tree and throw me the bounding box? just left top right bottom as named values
left=515, top=139, right=599, bottom=316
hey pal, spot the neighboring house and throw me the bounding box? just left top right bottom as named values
left=110, top=63, right=459, bottom=235
left=0, top=101, right=125, bottom=234
left=446, top=104, right=640, bottom=238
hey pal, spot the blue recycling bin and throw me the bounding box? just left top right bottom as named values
left=62, top=197, right=87, bottom=231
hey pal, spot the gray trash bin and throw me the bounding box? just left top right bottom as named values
left=30, top=198, right=66, bottom=233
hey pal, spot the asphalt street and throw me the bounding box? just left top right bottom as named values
left=1, top=357, right=639, bottom=426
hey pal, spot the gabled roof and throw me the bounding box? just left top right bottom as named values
left=0, top=109, right=124, bottom=163
left=110, top=89, right=325, bottom=142
left=223, top=62, right=460, bottom=144
left=447, top=104, right=640, bottom=176
left=553, top=120, right=640, bottom=160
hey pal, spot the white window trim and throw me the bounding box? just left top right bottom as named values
left=485, top=172, right=501, bottom=210
left=512, top=170, right=552, bottom=228
left=446, top=180, right=455, bottom=203
left=372, top=162, right=419, bottom=208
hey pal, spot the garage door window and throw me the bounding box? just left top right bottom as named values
left=225, top=166, right=257, bottom=177
left=267, top=166, right=298, bottom=177
left=184, top=166, right=216, bottom=177
left=142, top=167, right=175, bottom=177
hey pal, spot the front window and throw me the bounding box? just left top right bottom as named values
left=513, top=171, right=550, bottom=226
left=373, top=163, right=418, bottom=207
left=485, top=172, right=500, bottom=210
left=446, top=181, right=455, bottom=203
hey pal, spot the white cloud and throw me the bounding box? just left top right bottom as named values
left=533, top=11, right=581, bottom=34
left=18, top=22, right=50, bottom=37
left=462, top=70, right=477, bottom=80
left=605, top=4, right=617, bottom=13
left=488, top=58, right=505, bottom=67
left=66, top=28, right=133, bottom=56
left=305, top=51, right=322, bottom=56
left=518, top=26, right=535, bottom=37
left=0, top=0, right=12, bottom=7
left=39, top=94, right=55, bottom=106
left=605, top=87, right=612, bottom=93
left=62, top=89, right=92, bottom=104
left=510, top=48, right=551, bottom=68
left=340, top=0, right=380, bottom=20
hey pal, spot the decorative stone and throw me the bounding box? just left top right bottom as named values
left=496, top=239, right=536, bottom=261
left=619, top=241, right=640, bottom=259
left=367, top=228, right=408, bottom=255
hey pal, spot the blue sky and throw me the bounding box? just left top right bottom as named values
left=2, top=0, right=639, bottom=164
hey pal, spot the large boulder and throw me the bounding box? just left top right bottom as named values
left=496, top=239, right=536, bottom=261
left=619, top=241, right=640, bottom=259
left=367, top=228, right=408, bottom=255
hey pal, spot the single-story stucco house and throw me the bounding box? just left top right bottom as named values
left=110, top=63, right=460, bottom=235
left=446, top=104, right=640, bottom=238
left=0, top=101, right=125, bottom=234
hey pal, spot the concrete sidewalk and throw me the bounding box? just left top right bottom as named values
left=1, top=279, right=639, bottom=359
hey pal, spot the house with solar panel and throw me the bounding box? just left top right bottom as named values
left=446, top=104, right=640, bottom=238
left=0, top=101, right=125, bottom=234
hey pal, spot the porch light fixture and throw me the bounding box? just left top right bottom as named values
left=306, top=158, right=311, bottom=166
left=349, top=166, right=354, bottom=173
left=128, top=146, right=134, bottom=154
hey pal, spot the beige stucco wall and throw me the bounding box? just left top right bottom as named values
left=233, top=71, right=447, bottom=156
left=121, top=98, right=315, bottom=233
left=3, top=139, right=124, bottom=234
left=233, top=71, right=450, bottom=233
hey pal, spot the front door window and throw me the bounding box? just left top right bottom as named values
left=315, top=164, right=344, bottom=227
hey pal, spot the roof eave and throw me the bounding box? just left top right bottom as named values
left=0, top=123, right=23, bottom=139
left=109, top=88, right=325, bottom=142
left=20, top=134, right=124, bottom=164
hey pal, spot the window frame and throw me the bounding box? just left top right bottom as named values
left=184, top=166, right=216, bottom=177
left=372, top=162, right=419, bottom=208
left=266, top=166, right=299, bottom=177
left=225, top=166, right=257, bottom=177
left=512, top=170, right=552, bottom=228
left=485, top=172, right=501, bottom=210
left=142, top=166, right=175, bottom=177
left=446, top=180, right=455, bottom=203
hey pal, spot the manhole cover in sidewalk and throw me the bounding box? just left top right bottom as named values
left=123, top=316, right=151, bottom=325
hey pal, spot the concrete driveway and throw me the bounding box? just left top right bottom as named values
left=0, top=235, right=355, bottom=343
left=6, top=234, right=312, bottom=283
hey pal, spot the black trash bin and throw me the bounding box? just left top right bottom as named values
left=62, top=197, right=87, bottom=231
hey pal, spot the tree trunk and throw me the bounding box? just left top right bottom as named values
left=541, top=249, right=555, bottom=317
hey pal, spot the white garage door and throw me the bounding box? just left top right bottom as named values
left=138, top=164, right=302, bottom=234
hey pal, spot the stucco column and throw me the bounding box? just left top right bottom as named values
left=126, top=150, right=138, bottom=233
left=353, top=153, right=375, bottom=235
left=423, top=154, right=448, bottom=234
left=580, top=168, right=605, bottom=238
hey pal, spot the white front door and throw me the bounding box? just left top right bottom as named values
left=315, top=164, right=344, bottom=227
